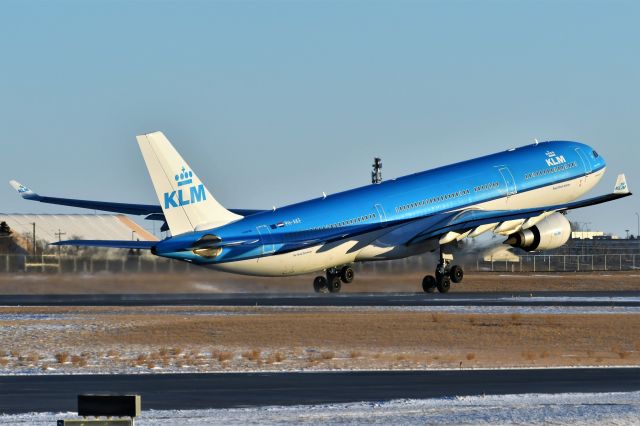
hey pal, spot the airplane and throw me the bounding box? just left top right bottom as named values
left=10, top=132, right=631, bottom=293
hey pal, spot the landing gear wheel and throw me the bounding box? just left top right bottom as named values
left=313, top=276, right=328, bottom=293
left=436, top=277, right=451, bottom=293
left=422, top=275, right=437, bottom=293
left=328, top=276, right=342, bottom=293
left=449, top=265, right=464, bottom=283
left=340, top=266, right=355, bottom=283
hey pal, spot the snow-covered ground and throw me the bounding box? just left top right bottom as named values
left=2, top=391, right=640, bottom=425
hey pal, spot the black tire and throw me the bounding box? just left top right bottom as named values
left=422, top=275, right=437, bottom=293
left=340, top=266, right=355, bottom=283
left=313, top=276, right=328, bottom=293
left=328, top=276, right=342, bottom=293
left=436, top=277, right=451, bottom=293
left=449, top=265, right=464, bottom=283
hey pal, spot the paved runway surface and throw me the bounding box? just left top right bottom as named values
left=1, top=368, right=639, bottom=414
left=1, top=291, right=639, bottom=307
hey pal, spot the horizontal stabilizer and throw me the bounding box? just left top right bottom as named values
left=9, top=180, right=266, bottom=219
left=51, top=240, right=156, bottom=249
left=9, top=179, right=163, bottom=215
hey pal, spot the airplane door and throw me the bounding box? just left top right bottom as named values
left=256, top=225, right=275, bottom=254
left=374, top=204, right=387, bottom=222
left=498, top=167, right=517, bottom=197
left=575, top=148, right=593, bottom=174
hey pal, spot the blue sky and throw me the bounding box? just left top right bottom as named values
left=1, top=0, right=638, bottom=236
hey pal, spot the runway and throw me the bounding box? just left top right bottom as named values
left=1, top=368, right=639, bottom=414
left=1, top=291, right=640, bottom=307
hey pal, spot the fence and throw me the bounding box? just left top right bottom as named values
left=478, top=254, right=640, bottom=272
left=1, top=253, right=639, bottom=274
left=0, top=254, right=194, bottom=274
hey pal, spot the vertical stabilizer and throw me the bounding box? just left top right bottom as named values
left=136, top=132, right=242, bottom=235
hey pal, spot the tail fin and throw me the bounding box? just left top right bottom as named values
left=136, top=131, right=242, bottom=235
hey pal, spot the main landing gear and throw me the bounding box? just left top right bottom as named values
left=422, top=252, right=464, bottom=293
left=313, top=265, right=354, bottom=293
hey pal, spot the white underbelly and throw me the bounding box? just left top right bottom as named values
left=210, top=169, right=605, bottom=277
left=477, top=169, right=605, bottom=211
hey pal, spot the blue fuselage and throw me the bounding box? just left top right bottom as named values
left=155, top=141, right=605, bottom=265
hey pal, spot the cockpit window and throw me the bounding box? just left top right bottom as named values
left=592, top=150, right=599, bottom=158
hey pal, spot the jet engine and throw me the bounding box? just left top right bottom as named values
left=504, top=212, right=571, bottom=252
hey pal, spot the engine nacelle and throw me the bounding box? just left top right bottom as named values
left=504, top=212, right=571, bottom=252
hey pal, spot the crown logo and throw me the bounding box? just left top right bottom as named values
left=545, top=151, right=556, bottom=158
left=174, top=166, right=193, bottom=187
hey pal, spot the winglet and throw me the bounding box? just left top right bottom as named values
left=614, top=174, right=630, bottom=194
left=9, top=180, right=38, bottom=199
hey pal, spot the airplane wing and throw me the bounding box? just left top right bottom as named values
left=9, top=180, right=266, bottom=219
left=406, top=174, right=632, bottom=245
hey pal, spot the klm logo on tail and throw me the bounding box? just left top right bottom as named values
left=164, top=166, right=206, bottom=209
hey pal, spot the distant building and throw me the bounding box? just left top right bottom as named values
left=0, top=214, right=157, bottom=254
left=571, top=231, right=605, bottom=240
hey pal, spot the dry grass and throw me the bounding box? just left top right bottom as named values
left=55, top=352, right=69, bottom=364
left=241, top=349, right=261, bottom=362
left=0, top=358, right=8, bottom=367
left=266, top=352, right=286, bottom=364
left=510, top=313, right=523, bottom=325
left=71, top=355, right=87, bottom=367
left=3, top=271, right=640, bottom=295
left=135, top=353, right=148, bottom=366
left=215, top=351, right=233, bottom=362
left=25, top=353, right=39, bottom=364
left=321, top=351, right=335, bottom=360
left=2, top=306, right=640, bottom=371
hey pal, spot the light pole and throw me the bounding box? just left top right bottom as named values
left=635, top=212, right=639, bottom=238
left=31, top=222, right=36, bottom=256
left=55, top=229, right=66, bottom=256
